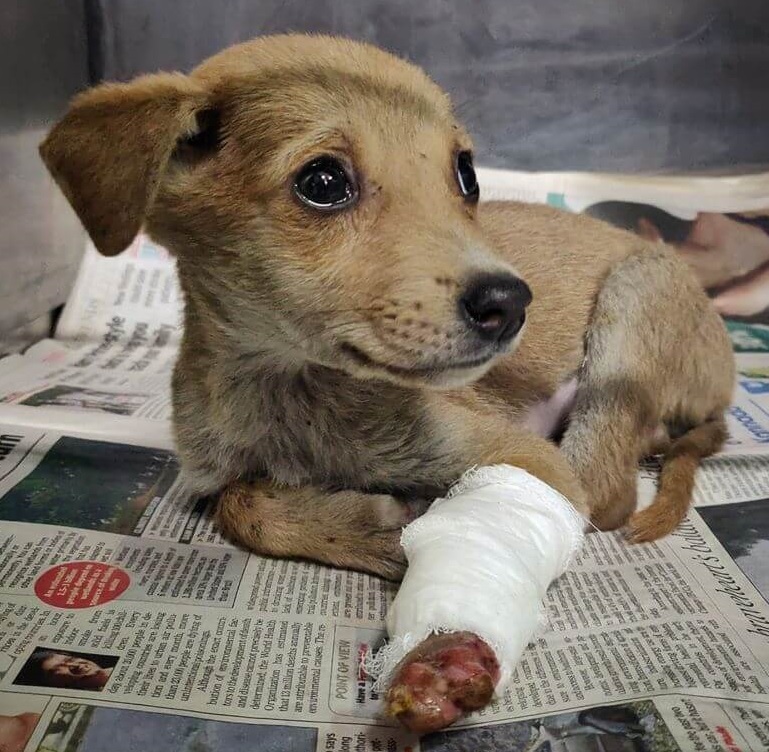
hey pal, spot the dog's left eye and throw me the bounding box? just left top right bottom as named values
left=455, top=151, right=479, bottom=202
left=294, top=156, right=357, bottom=211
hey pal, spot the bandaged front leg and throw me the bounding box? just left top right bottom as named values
left=368, top=465, right=586, bottom=735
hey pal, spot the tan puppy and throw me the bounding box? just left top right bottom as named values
left=41, top=39, right=735, bottom=724
left=40, top=35, right=733, bottom=578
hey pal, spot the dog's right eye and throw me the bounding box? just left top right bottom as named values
left=294, top=157, right=357, bottom=211
left=455, top=151, right=480, bottom=203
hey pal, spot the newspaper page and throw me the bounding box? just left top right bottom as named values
left=2, top=418, right=769, bottom=751
left=3, top=170, right=769, bottom=751
left=0, top=234, right=179, bottom=433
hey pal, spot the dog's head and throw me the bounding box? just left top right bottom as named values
left=40, top=35, right=531, bottom=388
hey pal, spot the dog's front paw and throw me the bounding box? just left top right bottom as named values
left=340, top=494, right=434, bottom=580
left=320, top=523, right=406, bottom=580
left=217, top=483, right=414, bottom=580
left=331, top=492, right=412, bottom=580
left=349, top=529, right=408, bottom=581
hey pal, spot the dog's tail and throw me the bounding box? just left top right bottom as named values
left=626, top=415, right=727, bottom=542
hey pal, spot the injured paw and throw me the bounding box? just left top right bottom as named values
left=384, top=631, right=500, bottom=735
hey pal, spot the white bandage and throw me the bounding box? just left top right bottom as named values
left=368, top=465, right=586, bottom=691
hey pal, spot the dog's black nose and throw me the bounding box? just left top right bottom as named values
left=460, top=273, right=532, bottom=343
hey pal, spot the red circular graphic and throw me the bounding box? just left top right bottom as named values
left=34, top=561, right=130, bottom=609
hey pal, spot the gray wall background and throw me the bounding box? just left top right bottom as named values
left=91, top=0, right=769, bottom=172
left=1, top=1, right=89, bottom=351
left=3, top=0, right=769, bottom=350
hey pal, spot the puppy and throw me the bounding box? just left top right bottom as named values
left=40, top=33, right=734, bottom=733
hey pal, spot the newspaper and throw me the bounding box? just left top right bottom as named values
left=2, top=171, right=769, bottom=752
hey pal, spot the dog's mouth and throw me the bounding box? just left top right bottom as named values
left=340, top=343, right=496, bottom=379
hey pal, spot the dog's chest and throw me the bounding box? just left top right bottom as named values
left=228, top=368, right=437, bottom=489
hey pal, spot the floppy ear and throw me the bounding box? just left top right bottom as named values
left=39, top=73, right=210, bottom=256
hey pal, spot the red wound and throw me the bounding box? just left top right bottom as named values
left=385, top=631, right=500, bottom=735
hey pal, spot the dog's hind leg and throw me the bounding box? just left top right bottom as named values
left=560, top=376, right=654, bottom=531
left=627, top=415, right=727, bottom=541
left=560, top=247, right=734, bottom=537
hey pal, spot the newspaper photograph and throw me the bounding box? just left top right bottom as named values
left=2, top=170, right=769, bottom=751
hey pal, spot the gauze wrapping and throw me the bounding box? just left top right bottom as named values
left=368, top=465, right=586, bottom=692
